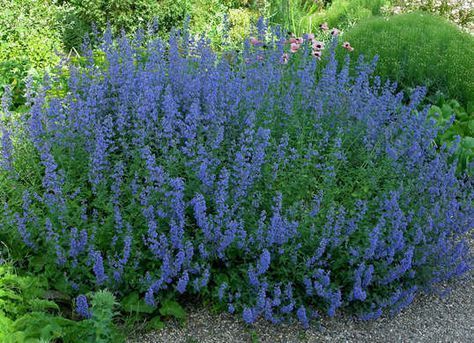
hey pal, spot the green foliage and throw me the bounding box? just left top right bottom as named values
left=268, top=0, right=389, bottom=35
left=309, top=0, right=389, bottom=28
left=120, top=292, right=187, bottom=334
left=65, top=0, right=190, bottom=37
left=341, top=12, right=474, bottom=106
left=0, top=0, right=67, bottom=109
left=0, top=264, right=51, bottom=319
left=61, top=7, right=94, bottom=52
left=85, top=290, right=123, bottom=343
left=0, top=263, right=73, bottom=342
left=268, top=0, right=324, bottom=35
left=0, top=0, right=64, bottom=68
left=428, top=97, right=474, bottom=175
left=227, top=8, right=260, bottom=43
left=120, top=292, right=155, bottom=315
left=6, top=313, right=77, bottom=343
left=0, top=59, right=30, bottom=110
left=62, top=0, right=267, bottom=49
left=158, top=299, right=187, bottom=321
left=0, top=262, right=125, bottom=342
left=190, top=0, right=267, bottom=49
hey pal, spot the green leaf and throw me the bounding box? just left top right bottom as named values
left=120, top=292, right=155, bottom=314
left=461, top=137, right=474, bottom=150
left=146, top=316, right=165, bottom=330
left=28, top=299, right=60, bottom=312
left=468, top=120, right=474, bottom=136
left=159, top=299, right=186, bottom=320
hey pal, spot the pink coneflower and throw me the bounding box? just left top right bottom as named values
left=295, top=37, right=304, bottom=44
left=290, top=43, right=301, bottom=53
left=288, top=37, right=298, bottom=44
left=312, top=41, right=325, bottom=50
left=250, top=37, right=260, bottom=46
left=312, top=50, right=322, bottom=60
left=306, top=33, right=315, bottom=42
left=342, top=41, right=354, bottom=51
left=280, top=53, right=290, bottom=64
left=330, top=28, right=340, bottom=36
left=319, top=22, right=329, bottom=31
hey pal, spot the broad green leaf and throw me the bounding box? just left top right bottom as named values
left=159, top=299, right=186, bottom=320
left=147, top=316, right=165, bottom=330
left=120, top=292, right=155, bottom=314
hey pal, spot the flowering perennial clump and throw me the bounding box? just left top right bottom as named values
left=0, top=23, right=472, bottom=327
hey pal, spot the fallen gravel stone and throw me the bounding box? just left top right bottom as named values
left=128, top=272, right=473, bottom=343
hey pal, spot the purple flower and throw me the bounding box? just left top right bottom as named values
left=1, top=22, right=471, bottom=328
left=257, top=249, right=271, bottom=275
left=248, top=267, right=259, bottom=287
left=69, top=228, right=88, bottom=258
left=296, top=306, right=309, bottom=328
left=145, top=287, right=156, bottom=307
left=218, top=282, right=228, bottom=301
left=92, top=251, right=107, bottom=285
left=177, top=270, right=189, bottom=293
left=75, top=295, right=91, bottom=319
left=243, top=307, right=255, bottom=323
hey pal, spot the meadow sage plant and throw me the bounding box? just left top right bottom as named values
left=0, top=23, right=472, bottom=327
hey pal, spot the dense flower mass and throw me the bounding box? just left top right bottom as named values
left=75, top=294, right=91, bottom=319
left=0, top=23, right=472, bottom=327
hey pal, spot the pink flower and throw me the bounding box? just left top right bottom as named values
left=250, top=37, right=260, bottom=46
left=280, top=53, right=290, bottom=64
left=312, top=50, right=322, bottom=60
left=312, top=41, right=325, bottom=50
left=342, top=41, right=354, bottom=52
left=288, top=37, right=298, bottom=44
left=290, top=43, right=301, bottom=53
left=306, top=33, right=315, bottom=41
left=319, top=22, right=329, bottom=31
left=330, top=28, right=340, bottom=36
left=295, top=37, right=304, bottom=44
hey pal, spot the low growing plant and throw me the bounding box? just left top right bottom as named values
left=0, top=259, right=124, bottom=342
left=0, top=24, right=472, bottom=329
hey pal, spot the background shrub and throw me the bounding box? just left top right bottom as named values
left=0, top=0, right=64, bottom=68
left=341, top=12, right=474, bottom=107
left=190, top=0, right=267, bottom=49
left=64, top=0, right=190, bottom=36
left=304, top=0, right=389, bottom=30
left=1, top=27, right=471, bottom=327
left=0, top=0, right=66, bottom=109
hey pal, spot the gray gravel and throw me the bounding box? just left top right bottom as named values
left=128, top=273, right=473, bottom=343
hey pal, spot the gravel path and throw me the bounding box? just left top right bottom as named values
left=128, top=273, right=473, bottom=343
